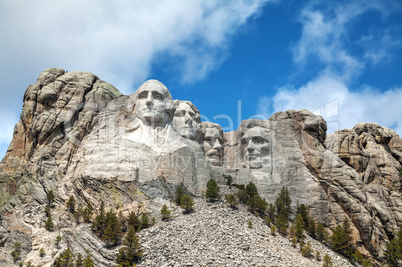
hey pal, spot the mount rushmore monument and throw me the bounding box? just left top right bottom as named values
left=0, top=68, right=402, bottom=264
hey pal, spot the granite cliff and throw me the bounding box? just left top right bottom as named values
left=0, top=68, right=401, bottom=266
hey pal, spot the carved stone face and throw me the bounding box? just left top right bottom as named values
left=173, top=102, right=200, bottom=140
left=241, top=127, right=270, bottom=169
left=133, top=80, right=172, bottom=127
left=203, top=126, right=224, bottom=166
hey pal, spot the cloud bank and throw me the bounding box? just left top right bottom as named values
left=0, top=0, right=268, bottom=159
left=259, top=0, right=402, bottom=135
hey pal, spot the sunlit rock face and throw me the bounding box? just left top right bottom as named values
left=0, top=69, right=401, bottom=266
left=172, top=100, right=201, bottom=141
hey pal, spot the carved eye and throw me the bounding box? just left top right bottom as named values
left=138, top=92, right=147, bottom=99
left=189, top=112, right=195, bottom=118
left=153, top=92, right=163, bottom=100
left=253, top=137, right=264, bottom=144
left=175, top=111, right=184, bottom=117
left=241, top=138, right=248, bottom=145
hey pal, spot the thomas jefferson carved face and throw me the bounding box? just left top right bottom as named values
left=173, top=101, right=201, bottom=140
left=202, top=122, right=224, bottom=166
left=241, top=126, right=270, bottom=169
left=133, top=80, right=173, bottom=127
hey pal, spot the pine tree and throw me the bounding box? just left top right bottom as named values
left=205, top=179, right=220, bottom=202
left=102, top=210, right=122, bottom=247
left=116, top=226, right=143, bottom=267
left=316, top=223, right=329, bottom=243
left=384, top=226, right=402, bottom=267
left=175, top=185, right=184, bottom=205
left=83, top=202, right=93, bottom=223
left=237, top=189, right=249, bottom=204
left=75, top=253, right=84, bottom=267
left=45, top=214, right=54, bottom=231
left=180, top=194, right=194, bottom=214
left=160, top=204, right=171, bottom=221
left=56, top=235, right=62, bottom=249
left=255, top=197, right=268, bottom=214
left=66, top=195, right=76, bottom=214
left=11, top=242, right=21, bottom=263
left=39, top=247, right=45, bottom=257
left=248, top=220, right=253, bottom=228
left=270, top=225, right=276, bottom=236
left=322, top=254, right=333, bottom=267
left=223, top=174, right=233, bottom=187
left=295, top=213, right=305, bottom=241
left=301, top=242, right=312, bottom=258
left=45, top=205, right=51, bottom=217
left=225, top=194, right=238, bottom=209
left=330, top=218, right=354, bottom=259
left=92, top=201, right=106, bottom=236
left=245, top=182, right=259, bottom=199
left=140, top=213, right=150, bottom=229
left=275, top=187, right=292, bottom=220
left=276, top=211, right=288, bottom=236
left=46, top=190, right=55, bottom=207
left=268, top=203, right=276, bottom=225
left=54, top=248, right=74, bottom=267
left=307, top=217, right=316, bottom=239
left=118, top=210, right=127, bottom=232
left=296, top=203, right=308, bottom=227
left=83, top=252, right=94, bottom=267
left=127, top=211, right=141, bottom=231
left=74, top=207, right=83, bottom=224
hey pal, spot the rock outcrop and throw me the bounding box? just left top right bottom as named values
left=0, top=68, right=401, bottom=266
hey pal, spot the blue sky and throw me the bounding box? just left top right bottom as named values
left=1, top=0, right=402, bottom=159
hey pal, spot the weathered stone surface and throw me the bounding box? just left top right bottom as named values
left=0, top=70, right=401, bottom=265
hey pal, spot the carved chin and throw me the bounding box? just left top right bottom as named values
left=247, top=158, right=263, bottom=169
left=207, top=156, right=221, bottom=166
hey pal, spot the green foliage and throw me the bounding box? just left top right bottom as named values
left=330, top=218, right=355, bottom=259
left=127, top=211, right=141, bottom=231
left=295, top=214, right=305, bottom=241
left=316, top=223, right=329, bottom=243
left=76, top=253, right=84, bottom=267
left=92, top=201, right=106, bottom=236
left=352, top=249, right=372, bottom=267
left=11, top=242, right=21, bottom=263
left=268, top=203, right=275, bottom=225
left=276, top=213, right=288, bottom=236
left=66, top=195, right=76, bottom=214
left=232, top=184, right=245, bottom=190
left=102, top=210, right=122, bottom=247
left=225, top=194, right=238, bottom=208
left=46, top=190, right=55, bottom=207
left=56, top=235, right=62, bottom=249
left=205, top=179, right=220, bottom=202
left=223, top=174, right=233, bottom=187
left=255, top=197, right=268, bottom=214
left=275, top=187, right=292, bottom=220
left=118, top=211, right=127, bottom=232
left=175, top=185, right=184, bottom=205
left=307, top=217, right=316, bottom=239
left=83, top=202, right=93, bottom=223
left=322, top=254, right=333, bottom=267
left=74, top=207, right=83, bottom=224
left=45, top=205, right=51, bottom=217
left=237, top=189, right=249, bottom=204
left=248, top=220, right=253, bottom=228
left=83, top=252, right=94, bottom=267
left=300, top=242, right=312, bottom=258
left=270, top=225, right=276, bottom=236
left=45, top=214, right=54, bottom=231
left=116, top=226, right=143, bottom=267
left=54, top=248, right=74, bottom=267
left=140, top=213, right=150, bottom=229
left=384, top=226, right=402, bottom=267
left=296, top=203, right=308, bottom=226
left=39, top=247, right=45, bottom=257
left=160, top=204, right=171, bottom=221
left=180, top=194, right=194, bottom=213
left=245, top=182, right=259, bottom=199
left=316, top=250, right=321, bottom=261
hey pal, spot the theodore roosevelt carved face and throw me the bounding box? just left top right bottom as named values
left=241, top=126, right=271, bottom=169
left=201, top=122, right=224, bottom=166
left=133, top=80, right=174, bottom=127
left=172, top=101, right=201, bottom=140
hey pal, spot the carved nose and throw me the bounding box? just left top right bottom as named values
left=146, top=94, right=153, bottom=104
left=184, top=113, right=192, bottom=124
left=213, top=140, right=221, bottom=149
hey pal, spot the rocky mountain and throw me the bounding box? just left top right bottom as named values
left=0, top=68, right=401, bottom=266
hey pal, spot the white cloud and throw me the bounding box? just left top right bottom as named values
left=292, top=1, right=393, bottom=80
left=260, top=74, right=402, bottom=135
left=0, top=0, right=268, bottom=159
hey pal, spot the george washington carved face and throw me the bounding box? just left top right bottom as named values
left=133, top=80, right=174, bottom=127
